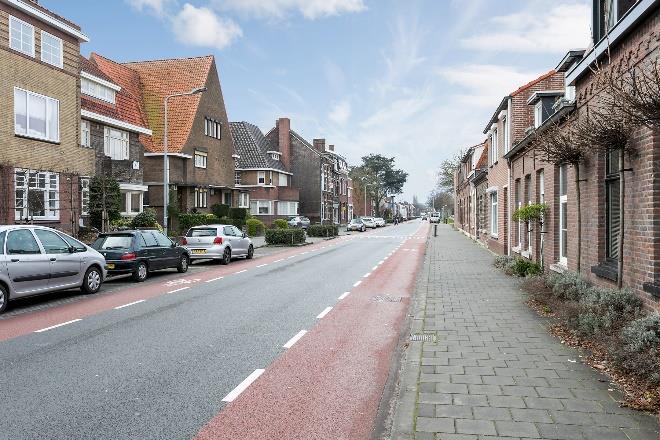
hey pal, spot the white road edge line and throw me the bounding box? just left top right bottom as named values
left=338, top=291, right=350, bottom=300
left=235, top=270, right=248, bottom=274
left=287, top=255, right=296, bottom=259
left=273, top=259, right=284, bottom=263
left=378, top=260, right=384, bottom=265
left=316, top=306, right=333, bottom=319
left=363, top=272, right=371, bottom=278
left=168, top=287, right=190, bottom=294
left=222, top=369, right=265, bottom=403
left=34, top=319, right=82, bottom=333
left=205, top=276, right=225, bottom=283
left=353, top=280, right=362, bottom=287
left=256, top=264, right=268, bottom=268
left=372, top=265, right=378, bottom=271
left=114, top=300, right=145, bottom=310
left=283, top=330, right=307, bottom=348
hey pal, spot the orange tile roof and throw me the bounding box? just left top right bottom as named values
left=475, top=143, right=489, bottom=168
left=510, top=70, right=556, bottom=96
left=83, top=54, right=151, bottom=143
left=120, top=55, right=214, bottom=154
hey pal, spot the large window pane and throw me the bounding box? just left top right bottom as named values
left=47, top=99, right=59, bottom=141
left=14, top=88, right=27, bottom=135
left=28, top=92, right=46, bottom=139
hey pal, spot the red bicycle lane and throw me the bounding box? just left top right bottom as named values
left=194, top=222, right=429, bottom=440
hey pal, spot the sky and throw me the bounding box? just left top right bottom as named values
left=51, top=0, right=592, bottom=203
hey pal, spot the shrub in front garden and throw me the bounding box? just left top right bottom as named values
left=178, top=213, right=219, bottom=232
left=246, top=218, right=265, bottom=237
left=549, top=271, right=591, bottom=301
left=229, top=207, right=248, bottom=220
left=130, top=209, right=161, bottom=230
left=265, top=228, right=305, bottom=245
left=307, top=224, right=339, bottom=237
left=211, top=203, right=230, bottom=219
left=273, top=219, right=289, bottom=229
left=615, top=315, right=660, bottom=384
left=574, top=288, right=644, bottom=336
left=511, top=258, right=542, bottom=277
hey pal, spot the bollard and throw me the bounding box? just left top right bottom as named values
left=434, top=224, right=438, bottom=237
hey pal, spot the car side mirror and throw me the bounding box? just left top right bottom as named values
left=242, top=233, right=247, bottom=238
left=171, top=243, right=177, bottom=248
left=68, top=246, right=76, bottom=253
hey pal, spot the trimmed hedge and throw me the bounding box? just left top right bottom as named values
left=230, top=207, right=248, bottom=220
left=179, top=213, right=219, bottom=231
left=273, top=219, right=289, bottom=229
left=246, top=218, right=265, bottom=237
left=265, top=228, right=305, bottom=245
left=211, top=203, right=230, bottom=219
left=307, top=224, right=339, bottom=237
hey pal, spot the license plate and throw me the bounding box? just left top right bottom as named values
left=192, top=249, right=207, bottom=254
left=106, top=263, right=115, bottom=269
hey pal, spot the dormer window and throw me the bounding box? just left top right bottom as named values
left=81, top=78, right=116, bottom=104
left=271, top=153, right=279, bottom=160
left=534, top=102, right=543, bottom=128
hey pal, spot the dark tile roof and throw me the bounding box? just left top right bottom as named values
left=230, top=122, right=287, bottom=172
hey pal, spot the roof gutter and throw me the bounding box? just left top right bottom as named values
left=2, top=0, right=89, bottom=42
left=483, top=96, right=510, bottom=134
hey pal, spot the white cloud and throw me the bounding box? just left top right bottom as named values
left=172, top=4, right=243, bottom=50
left=461, top=3, right=591, bottom=53
left=437, top=64, right=544, bottom=108
left=126, top=0, right=171, bottom=16
left=214, top=0, right=366, bottom=20
left=328, top=100, right=352, bottom=125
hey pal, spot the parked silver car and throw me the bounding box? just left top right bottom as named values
left=347, top=218, right=366, bottom=232
left=182, top=225, right=254, bottom=264
left=287, top=216, right=311, bottom=229
left=374, top=217, right=386, bottom=227
left=0, top=225, right=107, bottom=314
left=361, top=217, right=377, bottom=228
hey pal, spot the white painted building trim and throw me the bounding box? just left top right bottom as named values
left=143, top=152, right=192, bottom=159
left=486, top=186, right=498, bottom=193
left=81, top=71, right=121, bottom=91
left=119, top=183, right=148, bottom=191
left=235, top=167, right=293, bottom=176
left=2, top=0, right=89, bottom=41
left=81, top=110, right=152, bottom=135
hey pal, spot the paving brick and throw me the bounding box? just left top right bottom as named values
left=536, top=423, right=584, bottom=440
left=436, top=383, right=469, bottom=394
left=453, top=394, right=489, bottom=407
left=523, top=397, right=564, bottom=410
left=435, top=404, right=473, bottom=419
left=419, top=393, right=452, bottom=404
left=500, top=386, right=538, bottom=397
left=467, top=384, right=501, bottom=395
left=581, top=426, right=628, bottom=440
left=535, top=387, right=574, bottom=399
left=418, top=403, right=436, bottom=417
left=451, top=374, right=484, bottom=385
left=488, top=395, right=527, bottom=409
left=483, top=375, right=516, bottom=386
left=455, top=419, right=497, bottom=436
left=495, top=420, right=540, bottom=438
left=549, top=410, right=593, bottom=426
left=510, top=408, right=552, bottom=423
left=472, top=406, right=512, bottom=421
left=416, top=417, right=455, bottom=433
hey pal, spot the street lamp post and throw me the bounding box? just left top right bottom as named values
left=163, top=87, right=207, bottom=233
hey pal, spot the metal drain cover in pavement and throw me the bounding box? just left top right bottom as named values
left=371, top=295, right=403, bottom=302
left=410, top=333, right=436, bottom=342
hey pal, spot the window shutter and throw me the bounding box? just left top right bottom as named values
left=608, top=183, right=621, bottom=259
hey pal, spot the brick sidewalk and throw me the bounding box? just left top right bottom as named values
left=389, top=224, right=659, bottom=440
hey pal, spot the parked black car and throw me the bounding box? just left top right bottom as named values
left=91, top=230, right=190, bottom=282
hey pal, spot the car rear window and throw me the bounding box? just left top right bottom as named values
left=187, top=228, right=217, bottom=237
left=93, top=235, right=133, bottom=250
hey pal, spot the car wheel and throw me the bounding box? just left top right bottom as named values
left=177, top=254, right=189, bottom=273
left=221, top=247, right=231, bottom=265
left=247, top=245, right=254, bottom=260
left=0, top=284, right=8, bottom=314
left=132, top=261, right=148, bottom=282
left=81, top=266, right=102, bottom=294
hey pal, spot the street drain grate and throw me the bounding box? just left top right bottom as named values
left=410, top=333, right=436, bottom=342
left=372, top=295, right=403, bottom=303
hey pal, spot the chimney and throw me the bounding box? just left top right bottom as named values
left=276, top=117, right=291, bottom=170
left=313, top=138, right=325, bottom=153
left=328, top=145, right=335, bottom=152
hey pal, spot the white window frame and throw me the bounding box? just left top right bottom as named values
left=9, top=16, right=34, bottom=57
left=80, top=177, right=90, bottom=215
left=502, top=116, right=509, bottom=153
left=194, top=187, right=208, bottom=209
left=81, top=120, right=91, bottom=148
left=194, top=150, right=207, bottom=169
left=104, top=127, right=129, bottom=160
left=81, top=78, right=116, bottom=104
left=534, top=102, right=543, bottom=128
left=278, top=201, right=298, bottom=216
left=14, top=87, right=60, bottom=142
left=250, top=200, right=272, bottom=216
left=491, top=129, right=498, bottom=164
left=278, top=173, right=288, bottom=187
left=490, top=191, right=498, bottom=237
left=257, top=171, right=266, bottom=185
left=559, top=165, right=568, bottom=265
left=271, top=153, right=279, bottom=160
left=239, top=192, right=249, bottom=208
left=234, top=170, right=241, bottom=185
left=40, top=30, right=63, bottom=68
left=121, top=190, right=144, bottom=216
left=526, top=175, right=532, bottom=253
left=539, top=170, right=545, bottom=233
left=14, top=169, right=59, bottom=221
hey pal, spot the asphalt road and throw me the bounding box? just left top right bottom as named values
left=0, top=221, right=425, bottom=440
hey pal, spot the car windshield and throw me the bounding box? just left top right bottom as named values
left=93, top=235, right=133, bottom=250
left=187, top=228, right=217, bottom=237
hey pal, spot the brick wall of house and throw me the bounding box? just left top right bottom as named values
left=88, top=121, right=145, bottom=184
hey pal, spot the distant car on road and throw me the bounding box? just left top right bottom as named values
left=0, top=225, right=106, bottom=314
left=429, top=212, right=441, bottom=223
left=182, top=225, right=253, bottom=264
left=92, top=229, right=189, bottom=282
left=347, top=218, right=366, bottom=232
left=287, top=216, right=311, bottom=229
left=361, top=217, right=377, bottom=229
left=374, top=217, right=386, bottom=227
left=421, top=213, right=428, bottom=220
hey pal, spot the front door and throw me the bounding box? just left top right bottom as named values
left=5, top=229, right=52, bottom=297
left=33, top=229, right=82, bottom=289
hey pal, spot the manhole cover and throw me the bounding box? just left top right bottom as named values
left=410, top=333, right=436, bottom=342
left=371, top=295, right=403, bottom=302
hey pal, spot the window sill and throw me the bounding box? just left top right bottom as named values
left=550, top=262, right=567, bottom=274
left=512, top=246, right=521, bottom=254
left=591, top=260, right=618, bottom=282
left=15, top=134, right=60, bottom=145
left=490, top=234, right=499, bottom=239
left=521, top=250, right=531, bottom=259
left=642, top=282, right=660, bottom=300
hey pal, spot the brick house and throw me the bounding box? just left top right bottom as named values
left=93, top=55, right=236, bottom=231
left=324, top=144, right=351, bottom=224
left=481, top=70, right=565, bottom=255
left=352, top=182, right=374, bottom=219
left=266, top=118, right=337, bottom=224
left=473, top=143, right=490, bottom=245
left=230, top=121, right=299, bottom=226
left=79, top=54, right=152, bottom=224
left=0, top=0, right=92, bottom=234
left=454, top=142, right=485, bottom=239
left=559, top=0, right=660, bottom=309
